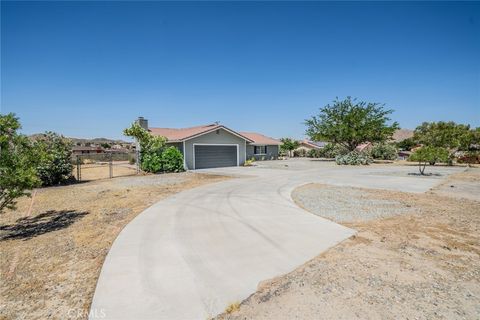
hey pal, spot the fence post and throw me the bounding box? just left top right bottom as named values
left=136, top=140, right=140, bottom=174
left=76, top=155, right=81, bottom=182
left=109, top=153, right=113, bottom=179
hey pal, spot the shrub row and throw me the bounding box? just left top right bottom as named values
left=335, top=151, right=373, bottom=165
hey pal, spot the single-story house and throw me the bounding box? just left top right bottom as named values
left=355, top=142, right=373, bottom=152
left=296, top=140, right=326, bottom=152
left=397, top=150, right=412, bottom=160
left=137, top=117, right=281, bottom=170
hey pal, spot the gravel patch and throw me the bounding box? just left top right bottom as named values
left=292, top=184, right=415, bottom=222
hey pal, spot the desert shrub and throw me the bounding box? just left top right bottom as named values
left=369, top=143, right=398, bottom=160
left=307, top=149, right=322, bottom=158
left=335, top=151, right=372, bottom=165
left=319, top=143, right=348, bottom=158
left=160, top=147, right=184, bottom=172
left=457, top=151, right=480, bottom=164
left=244, top=157, right=255, bottom=166
left=293, top=149, right=307, bottom=157
left=128, top=154, right=136, bottom=165
left=33, top=132, right=75, bottom=186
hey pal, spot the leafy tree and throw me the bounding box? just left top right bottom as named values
left=101, top=142, right=111, bottom=149
left=280, top=138, right=300, bottom=157
left=413, top=121, right=478, bottom=164
left=0, top=113, right=40, bottom=213
left=305, top=97, right=399, bottom=151
left=369, top=143, right=398, bottom=160
left=409, top=146, right=449, bottom=175
left=33, top=132, right=74, bottom=186
left=396, top=137, right=417, bottom=151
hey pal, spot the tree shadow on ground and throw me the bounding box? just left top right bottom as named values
left=0, top=210, right=89, bottom=241
left=408, top=172, right=443, bottom=177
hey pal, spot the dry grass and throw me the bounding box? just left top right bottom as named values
left=0, top=172, right=229, bottom=320
left=215, top=169, right=480, bottom=320
left=72, top=161, right=137, bottom=181
left=224, top=302, right=241, bottom=314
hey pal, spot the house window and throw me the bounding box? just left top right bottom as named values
left=254, top=145, right=267, bottom=155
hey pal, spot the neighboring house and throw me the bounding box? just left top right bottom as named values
left=296, top=140, right=326, bottom=153
left=240, top=132, right=282, bottom=161
left=72, top=146, right=104, bottom=155
left=355, top=142, right=373, bottom=152
left=398, top=150, right=412, bottom=160
left=138, top=117, right=281, bottom=170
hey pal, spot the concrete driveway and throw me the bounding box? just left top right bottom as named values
left=90, top=160, right=462, bottom=320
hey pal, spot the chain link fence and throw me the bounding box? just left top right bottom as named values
left=72, top=152, right=138, bottom=182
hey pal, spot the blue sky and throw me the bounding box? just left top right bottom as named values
left=1, top=1, right=479, bottom=140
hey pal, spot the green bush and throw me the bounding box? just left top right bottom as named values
left=293, top=148, right=307, bottom=157
left=319, top=143, right=348, bottom=158
left=141, top=152, right=162, bottom=173
left=161, top=147, right=184, bottom=172
left=369, top=143, right=398, bottom=160
left=34, top=132, right=74, bottom=186
left=335, top=151, right=372, bottom=165
left=307, top=149, right=321, bottom=158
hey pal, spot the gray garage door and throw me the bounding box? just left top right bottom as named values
left=194, top=145, right=237, bottom=169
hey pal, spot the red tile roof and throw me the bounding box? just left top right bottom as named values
left=239, top=132, right=281, bottom=145
left=149, top=124, right=254, bottom=142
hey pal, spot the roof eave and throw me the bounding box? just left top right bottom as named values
left=182, top=125, right=254, bottom=143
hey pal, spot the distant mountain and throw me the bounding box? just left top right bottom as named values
left=70, top=137, right=131, bottom=145
left=29, top=134, right=132, bottom=145
left=392, top=129, right=414, bottom=142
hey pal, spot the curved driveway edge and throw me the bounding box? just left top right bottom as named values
left=90, top=167, right=355, bottom=320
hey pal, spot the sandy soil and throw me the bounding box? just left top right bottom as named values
left=0, top=172, right=229, bottom=320
left=216, top=169, right=480, bottom=320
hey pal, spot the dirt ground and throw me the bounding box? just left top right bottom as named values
left=72, top=161, right=137, bottom=181
left=216, top=169, right=480, bottom=320
left=0, top=172, right=229, bottom=320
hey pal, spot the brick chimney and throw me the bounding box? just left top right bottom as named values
left=136, top=117, right=148, bottom=130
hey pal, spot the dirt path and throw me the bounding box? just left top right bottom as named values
left=0, top=172, right=228, bottom=320
left=215, top=169, right=480, bottom=320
